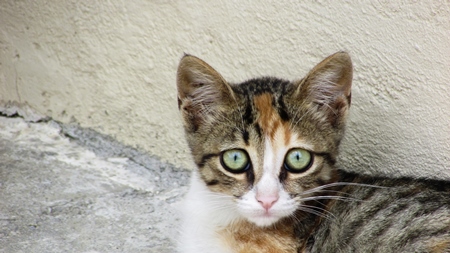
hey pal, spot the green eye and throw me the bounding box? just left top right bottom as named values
left=221, top=149, right=250, bottom=173
left=284, top=148, right=313, bottom=172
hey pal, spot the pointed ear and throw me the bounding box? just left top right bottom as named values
left=177, top=55, right=235, bottom=132
left=295, top=52, right=353, bottom=127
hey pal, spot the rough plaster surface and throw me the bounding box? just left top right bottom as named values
left=0, top=115, right=189, bottom=252
left=0, top=1, right=449, bottom=177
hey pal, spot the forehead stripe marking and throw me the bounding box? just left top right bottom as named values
left=253, top=93, right=291, bottom=145
left=254, top=93, right=279, bottom=138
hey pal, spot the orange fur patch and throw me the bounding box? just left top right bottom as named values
left=429, top=238, right=450, bottom=253
left=254, top=93, right=278, bottom=137
left=253, top=93, right=290, bottom=144
left=219, top=219, right=301, bottom=253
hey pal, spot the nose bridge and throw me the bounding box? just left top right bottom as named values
left=254, top=137, right=281, bottom=196
left=256, top=171, right=279, bottom=194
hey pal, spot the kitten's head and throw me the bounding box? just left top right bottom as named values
left=177, top=52, right=352, bottom=227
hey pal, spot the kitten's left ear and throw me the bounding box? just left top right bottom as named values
left=177, top=54, right=235, bottom=132
left=295, top=52, right=353, bottom=127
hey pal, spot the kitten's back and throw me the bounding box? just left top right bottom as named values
left=308, top=171, right=450, bottom=253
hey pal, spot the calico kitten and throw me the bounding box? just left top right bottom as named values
left=176, top=52, right=450, bottom=253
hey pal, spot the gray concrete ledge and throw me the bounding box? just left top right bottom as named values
left=0, top=115, right=189, bottom=252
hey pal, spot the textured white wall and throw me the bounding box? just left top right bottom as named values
left=1, top=1, right=449, bottom=178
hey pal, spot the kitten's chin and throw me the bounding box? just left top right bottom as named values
left=246, top=214, right=282, bottom=227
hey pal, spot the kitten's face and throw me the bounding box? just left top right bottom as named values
left=177, top=52, right=352, bottom=227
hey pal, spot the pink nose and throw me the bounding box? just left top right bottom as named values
left=256, top=194, right=279, bottom=210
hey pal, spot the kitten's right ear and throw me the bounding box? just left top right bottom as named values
left=177, top=55, right=235, bottom=132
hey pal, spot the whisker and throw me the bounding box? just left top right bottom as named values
left=300, top=189, right=356, bottom=198
left=312, top=199, right=328, bottom=208
left=301, top=182, right=386, bottom=196
left=298, top=206, right=333, bottom=221
left=300, top=195, right=363, bottom=203
left=287, top=212, right=301, bottom=223
left=301, top=204, right=337, bottom=219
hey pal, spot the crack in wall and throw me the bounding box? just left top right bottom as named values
left=13, top=52, right=22, bottom=103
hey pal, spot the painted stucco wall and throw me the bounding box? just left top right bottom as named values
left=1, top=1, right=449, bottom=178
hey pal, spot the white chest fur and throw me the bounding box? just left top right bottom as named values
left=177, top=171, right=240, bottom=253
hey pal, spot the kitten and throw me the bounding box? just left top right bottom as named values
left=176, top=52, right=450, bottom=253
